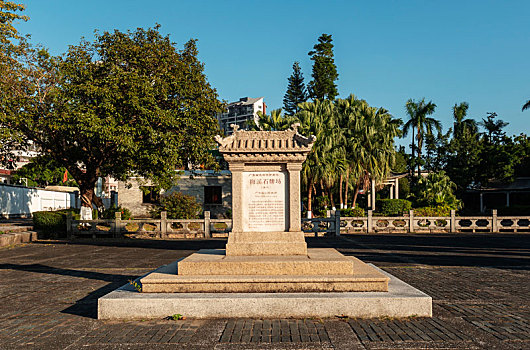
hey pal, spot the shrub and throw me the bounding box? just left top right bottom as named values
left=32, top=209, right=77, bottom=232
left=377, top=199, right=412, bottom=216
left=101, top=205, right=132, bottom=220
left=150, top=192, right=202, bottom=219
left=341, top=207, right=365, bottom=217
left=416, top=171, right=461, bottom=210
left=414, top=205, right=452, bottom=217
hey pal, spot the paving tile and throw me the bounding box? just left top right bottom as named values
left=0, top=235, right=528, bottom=349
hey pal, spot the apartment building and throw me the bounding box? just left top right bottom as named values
left=216, top=97, right=266, bottom=135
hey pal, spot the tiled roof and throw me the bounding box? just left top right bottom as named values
left=215, top=124, right=315, bottom=154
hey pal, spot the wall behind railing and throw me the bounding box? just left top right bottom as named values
left=0, top=184, right=78, bottom=218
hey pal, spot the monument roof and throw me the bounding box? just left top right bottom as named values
left=215, top=124, right=316, bottom=154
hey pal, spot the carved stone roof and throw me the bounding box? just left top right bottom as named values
left=215, top=123, right=316, bottom=154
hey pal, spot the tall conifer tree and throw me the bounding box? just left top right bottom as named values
left=283, top=61, right=308, bottom=116
left=307, top=33, right=339, bottom=101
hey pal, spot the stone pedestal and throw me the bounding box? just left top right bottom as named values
left=139, top=125, right=389, bottom=293
left=141, top=248, right=389, bottom=293
left=100, top=124, right=432, bottom=319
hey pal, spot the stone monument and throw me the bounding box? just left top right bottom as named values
left=140, top=124, right=389, bottom=293
left=99, top=124, right=432, bottom=319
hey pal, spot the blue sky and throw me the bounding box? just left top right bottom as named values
left=21, top=0, right=530, bottom=145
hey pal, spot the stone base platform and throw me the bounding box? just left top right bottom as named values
left=140, top=248, right=389, bottom=293
left=226, top=231, right=308, bottom=256
left=98, top=264, right=432, bottom=319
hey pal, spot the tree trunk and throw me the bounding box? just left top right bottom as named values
left=352, top=183, right=360, bottom=208
left=417, top=128, right=422, bottom=178
left=344, top=171, right=350, bottom=208
left=307, top=181, right=313, bottom=218
left=78, top=178, right=98, bottom=220
left=329, top=188, right=334, bottom=210
left=411, top=126, right=415, bottom=177
left=339, top=174, right=343, bottom=209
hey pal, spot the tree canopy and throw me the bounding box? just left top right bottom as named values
left=283, top=61, right=307, bottom=116
left=1, top=26, right=222, bottom=216
left=307, top=34, right=339, bottom=101
left=0, top=1, right=29, bottom=168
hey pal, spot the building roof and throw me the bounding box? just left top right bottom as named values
left=215, top=124, right=315, bottom=155
left=226, top=97, right=263, bottom=108
left=469, top=177, right=530, bottom=192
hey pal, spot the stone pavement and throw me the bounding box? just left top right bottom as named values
left=0, top=233, right=528, bottom=349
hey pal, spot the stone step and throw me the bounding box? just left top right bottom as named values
left=0, top=225, right=34, bottom=233
left=141, top=273, right=389, bottom=293
left=178, top=248, right=356, bottom=276
left=226, top=242, right=308, bottom=256
left=0, top=231, right=37, bottom=247
left=140, top=249, right=390, bottom=293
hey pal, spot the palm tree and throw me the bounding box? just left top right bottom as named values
left=523, top=100, right=530, bottom=112
left=479, top=112, right=508, bottom=143
left=335, top=94, right=362, bottom=208
left=452, top=102, right=477, bottom=137
left=335, top=95, right=401, bottom=208
left=417, top=171, right=461, bottom=209
left=403, top=98, right=440, bottom=177
left=297, top=99, right=335, bottom=217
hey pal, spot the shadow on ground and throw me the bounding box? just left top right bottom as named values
left=308, top=234, right=530, bottom=270
left=0, top=263, right=137, bottom=319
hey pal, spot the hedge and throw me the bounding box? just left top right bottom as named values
left=341, top=207, right=365, bottom=217
left=32, top=209, right=77, bottom=232
left=414, top=205, right=452, bottom=217
left=377, top=199, right=412, bottom=216
left=101, top=205, right=132, bottom=220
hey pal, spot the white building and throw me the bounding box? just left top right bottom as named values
left=217, top=97, right=266, bottom=135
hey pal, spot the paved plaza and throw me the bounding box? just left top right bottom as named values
left=0, top=233, right=528, bottom=349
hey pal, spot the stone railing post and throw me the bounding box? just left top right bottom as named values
left=204, top=211, right=211, bottom=238
left=367, top=210, right=373, bottom=233
left=114, top=211, right=121, bottom=238
left=160, top=211, right=167, bottom=238
left=450, top=210, right=456, bottom=233
left=66, top=211, right=73, bottom=239
left=492, top=209, right=498, bottom=233
left=335, top=210, right=341, bottom=236
left=409, top=210, right=414, bottom=233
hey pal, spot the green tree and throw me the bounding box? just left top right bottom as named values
left=479, top=112, right=508, bottom=143
left=307, top=34, right=339, bottom=101
left=0, top=1, right=28, bottom=47
left=150, top=192, right=202, bottom=219
left=423, top=130, right=449, bottom=172
left=11, top=156, right=77, bottom=188
left=297, top=99, right=336, bottom=216
left=445, top=103, right=482, bottom=193
left=402, top=98, right=440, bottom=177
left=283, top=61, right=308, bottom=116
left=1, top=26, right=222, bottom=219
left=452, top=102, right=477, bottom=137
left=416, top=171, right=461, bottom=210
left=334, top=95, right=401, bottom=208
left=0, top=1, right=29, bottom=168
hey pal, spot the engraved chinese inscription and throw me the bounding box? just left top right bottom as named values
left=242, top=172, right=288, bottom=232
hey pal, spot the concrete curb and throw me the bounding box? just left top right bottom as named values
left=0, top=231, right=38, bottom=247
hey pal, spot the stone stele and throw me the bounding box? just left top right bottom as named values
left=140, top=124, right=390, bottom=293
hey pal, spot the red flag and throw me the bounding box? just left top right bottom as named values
left=62, top=170, right=68, bottom=183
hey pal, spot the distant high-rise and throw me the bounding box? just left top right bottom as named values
left=217, top=97, right=266, bottom=135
